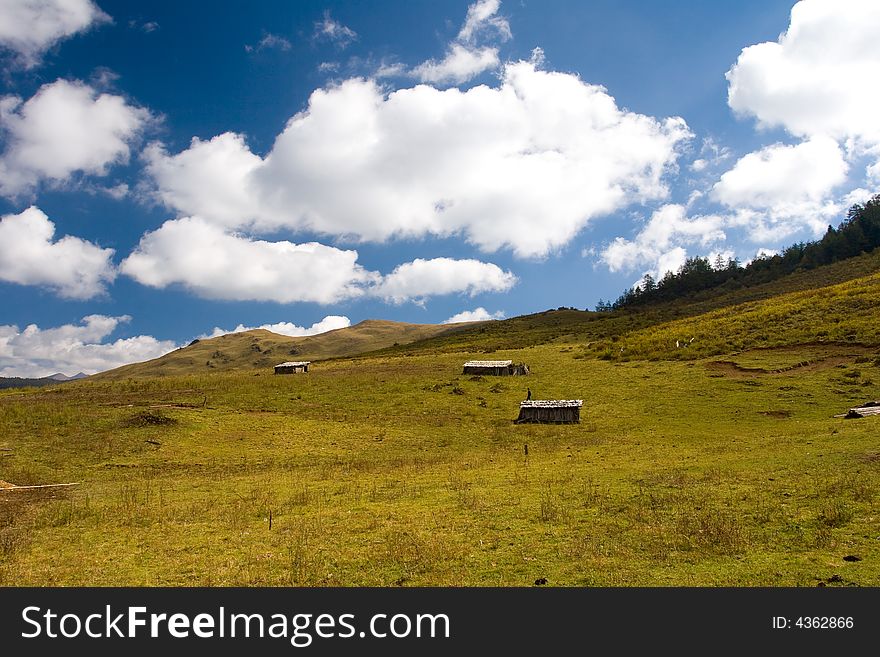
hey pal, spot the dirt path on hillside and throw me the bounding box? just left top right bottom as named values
left=706, top=346, right=873, bottom=378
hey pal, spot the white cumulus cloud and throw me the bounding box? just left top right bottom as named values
left=202, top=315, right=351, bottom=339
left=119, top=217, right=376, bottom=304
left=600, top=204, right=725, bottom=276
left=0, top=206, right=116, bottom=298
left=602, top=0, right=878, bottom=277
left=145, top=62, right=690, bottom=258
left=443, top=307, right=505, bottom=324
left=0, top=315, right=177, bottom=378
left=726, top=0, right=880, bottom=148
left=0, top=79, right=151, bottom=197
left=143, top=135, right=262, bottom=228
left=372, top=258, right=517, bottom=304
left=0, top=0, right=110, bottom=68
left=712, top=136, right=848, bottom=240
left=120, top=218, right=514, bottom=305
left=712, top=137, right=848, bottom=209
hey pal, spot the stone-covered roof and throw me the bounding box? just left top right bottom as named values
left=519, top=399, right=583, bottom=408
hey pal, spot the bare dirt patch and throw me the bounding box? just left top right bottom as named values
left=120, top=410, right=178, bottom=428
left=706, top=345, right=873, bottom=379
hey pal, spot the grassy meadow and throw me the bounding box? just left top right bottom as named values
left=2, top=337, right=879, bottom=586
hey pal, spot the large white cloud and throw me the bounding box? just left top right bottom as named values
left=0, top=315, right=177, bottom=378
left=726, top=0, right=880, bottom=148
left=143, top=135, right=261, bottom=227
left=145, top=61, right=691, bottom=258
left=372, top=257, right=517, bottom=304
left=202, top=315, right=351, bottom=339
left=0, top=206, right=116, bottom=298
left=119, top=217, right=376, bottom=304
left=601, top=204, right=725, bottom=276
left=0, top=0, right=109, bottom=68
left=0, top=79, right=151, bottom=197
left=119, top=217, right=515, bottom=304
left=712, top=137, right=847, bottom=210
left=712, top=136, right=848, bottom=240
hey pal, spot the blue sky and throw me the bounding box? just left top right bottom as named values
left=1, top=0, right=878, bottom=376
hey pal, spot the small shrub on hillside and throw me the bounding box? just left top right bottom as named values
left=121, top=411, right=177, bottom=428
left=818, top=501, right=854, bottom=528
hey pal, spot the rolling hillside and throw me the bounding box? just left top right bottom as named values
left=81, top=247, right=880, bottom=383
left=3, top=251, right=880, bottom=587
left=94, top=248, right=880, bottom=380
left=365, top=249, right=880, bottom=358
left=95, top=319, right=472, bottom=379
left=587, top=267, right=880, bottom=361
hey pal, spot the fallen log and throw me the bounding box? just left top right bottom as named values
left=0, top=482, right=80, bottom=490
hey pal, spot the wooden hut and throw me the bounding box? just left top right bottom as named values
left=274, top=361, right=310, bottom=374
left=462, top=360, right=529, bottom=376
left=515, top=399, right=582, bottom=424
left=835, top=400, right=880, bottom=418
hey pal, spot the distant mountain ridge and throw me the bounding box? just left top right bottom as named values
left=47, top=372, right=88, bottom=381
left=0, top=372, right=89, bottom=389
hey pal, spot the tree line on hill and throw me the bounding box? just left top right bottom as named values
left=597, top=193, right=880, bottom=311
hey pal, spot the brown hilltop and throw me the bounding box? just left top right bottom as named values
left=94, top=319, right=474, bottom=379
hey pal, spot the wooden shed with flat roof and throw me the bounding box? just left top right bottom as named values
left=462, top=360, right=529, bottom=376
left=515, top=399, right=582, bottom=424
left=274, top=361, right=310, bottom=374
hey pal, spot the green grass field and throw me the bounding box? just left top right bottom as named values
left=4, top=257, right=880, bottom=586
left=2, top=338, right=879, bottom=586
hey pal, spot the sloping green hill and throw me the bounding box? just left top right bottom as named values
left=366, top=249, right=880, bottom=358
left=588, top=268, right=880, bottom=361
left=95, top=319, right=471, bottom=379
